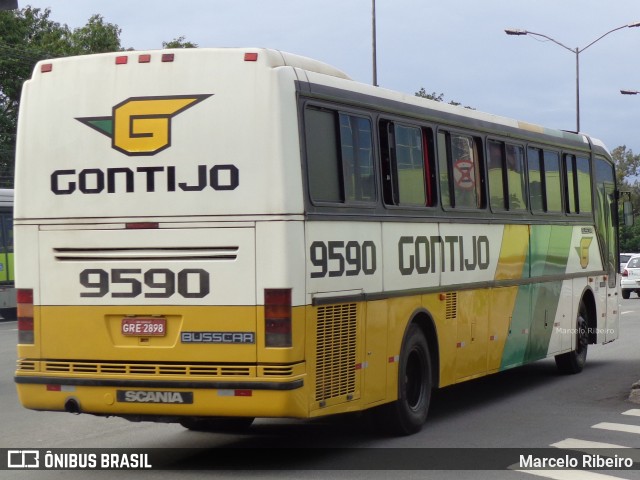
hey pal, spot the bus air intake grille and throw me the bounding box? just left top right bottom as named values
left=17, top=360, right=37, bottom=371
left=41, top=361, right=253, bottom=377
left=445, top=293, right=458, bottom=320
left=262, top=366, right=295, bottom=377
left=315, top=303, right=358, bottom=403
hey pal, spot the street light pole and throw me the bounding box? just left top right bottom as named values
left=505, top=22, right=640, bottom=132
left=372, top=0, right=378, bottom=87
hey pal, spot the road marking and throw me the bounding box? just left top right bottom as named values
left=592, top=422, right=640, bottom=435
left=515, top=470, right=626, bottom=480
left=551, top=438, right=640, bottom=464
left=551, top=438, right=630, bottom=449
left=622, top=409, right=640, bottom=417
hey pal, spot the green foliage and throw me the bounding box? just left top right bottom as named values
left=612, top=146, right=640, bottom=252
left=163, top=36, right=198, bottom=49
left=415, top=86, right=471, bottom=108
left=0, top=7, right=122, bottom=186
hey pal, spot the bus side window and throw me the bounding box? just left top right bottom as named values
left=339, top=113, right=375, bottom=203
left=528, top=147, right=544, bottom=212
left=380, top=121, right=434, bottom=207
left=440, top=132, right=483, bottom=209
left=506, top=144, right=526, bottom=211
left=564, top=154, right=578, bottom=213
left=576, top=156, right=592, bottom=213
left=437, top=131, right=451, bottom=207
left=543, top=150, right=562, bottom=212
left=487, top=140, right=506, bottom=211
left=304, top=105, right=376, bottom=205
left=305, top=106, right=343, bottom=203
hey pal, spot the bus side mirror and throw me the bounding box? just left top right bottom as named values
left=624, top=201, right=634, bottom=227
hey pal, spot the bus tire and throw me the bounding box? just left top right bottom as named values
left=375, top=324, right=432, bottom=436
left=555, top=302, right=588, bottom=374
left=179, top=416, right=254, bottom=433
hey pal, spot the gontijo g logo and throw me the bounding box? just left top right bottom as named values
left=76, top=95, right=212, bottom=156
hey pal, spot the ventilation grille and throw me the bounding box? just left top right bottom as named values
left=39, top=361, right=252, bottom=377
left=53, top=247, right=238, bottom=262
left=16, top=360, right=37, bottom=371
left=445, top=292, right=458, bottom=320
left=315, top=303, right=358, bottom=402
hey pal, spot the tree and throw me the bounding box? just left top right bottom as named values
left=0, top=7, right=122, bottom=186
left=162, top=36, right=198, bottom=49
left=415, top=86, right=473, bottom=108
left=611, top=146, right=640, bottom=252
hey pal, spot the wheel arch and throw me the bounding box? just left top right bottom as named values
left=402, top=308, right=440, bottom=389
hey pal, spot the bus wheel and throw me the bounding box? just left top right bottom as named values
left=555, top=302, right=589, bottom=374
left=374, top=324, right=432, bottom=435
left=179, top=416, right=254, bottom=433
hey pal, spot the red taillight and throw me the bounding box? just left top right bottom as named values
left=138, top=54, right=151, bottom=63
left=162, top=53, right=175, bottom=63
left=623, top=269, right=629, bottom=277
left=17, top=288, right=34, bottom=345
left=244, top=52, right=258, bottom=62
left=265, top=288, right=292, bottom=347
left=40, top=63, right=53, bottom=73
left=115, top=55, right=128, bottom=65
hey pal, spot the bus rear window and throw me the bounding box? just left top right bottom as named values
left=305, top=106, right=375, bottom=205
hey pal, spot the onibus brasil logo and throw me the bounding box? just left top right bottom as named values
left=76, top=94, right=212, bottom=156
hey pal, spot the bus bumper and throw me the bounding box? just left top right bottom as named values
left=14, top=374, right=308, bottom=419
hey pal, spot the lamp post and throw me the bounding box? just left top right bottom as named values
left=621, top=90, right=640, bottom=96
left=372, top=0, right=378, bottom=86
left=505, top=22, right=640, bottom=132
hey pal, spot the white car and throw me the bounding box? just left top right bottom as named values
left=621, top=255, right=640, bottom=299
left=620, top=253, right=638, bottom=272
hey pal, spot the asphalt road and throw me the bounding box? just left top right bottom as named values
left=1, top=298, right=640, bottom=480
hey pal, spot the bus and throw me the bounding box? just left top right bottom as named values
left=0, top=188, right=15, bottom=319
left=14, top=48, right=627, bottom=435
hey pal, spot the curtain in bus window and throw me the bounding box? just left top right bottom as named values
left=543, top=150, right=561, bottom=212
left=487, top=140, right=506, bottom=211
left=395, top=124, right=426, bottom=205
left=339, top=114, right=375, bottom=202
left=506, top=144, right=526, bottom=211
left=305, top=107, right=343, bottom=203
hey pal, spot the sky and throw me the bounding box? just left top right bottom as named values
left=18, top=0, right=640, bottom=154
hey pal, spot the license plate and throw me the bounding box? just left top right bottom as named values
left=121, top=317, right=166, bottom=337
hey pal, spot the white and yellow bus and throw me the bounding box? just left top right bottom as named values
left=14, top=48, right=626, bottom=435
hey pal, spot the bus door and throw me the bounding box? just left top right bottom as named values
left=594, top=157, right=618, bottom=342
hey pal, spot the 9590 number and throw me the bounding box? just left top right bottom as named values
left=309, top=240, right=377, bottom=278
left=80, top=268, right=210, bottom=299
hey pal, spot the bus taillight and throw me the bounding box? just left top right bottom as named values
left=17, top=289, right=34, bottom=345
left=264, top=288, right=292, bottom=347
